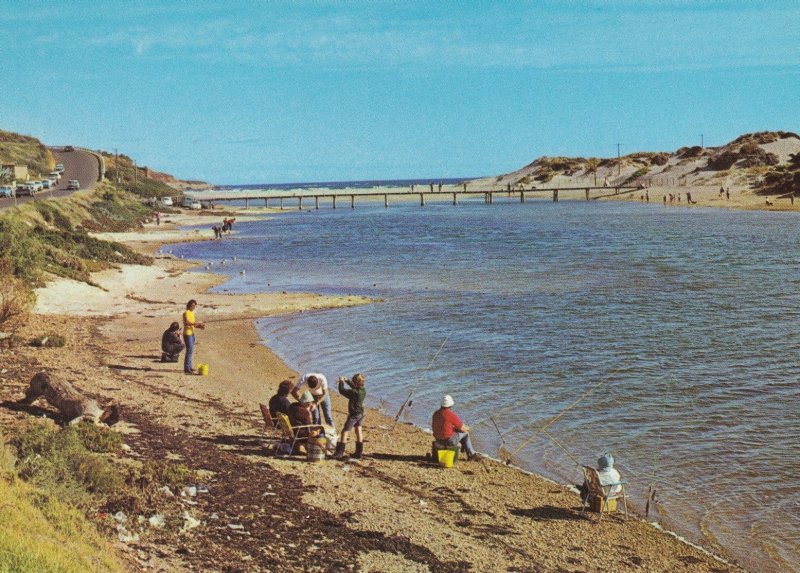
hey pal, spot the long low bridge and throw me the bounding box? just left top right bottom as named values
left=188, top=185, right=644, bottom=210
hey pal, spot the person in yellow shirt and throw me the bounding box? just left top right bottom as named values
left=182, top=299, right=205, bottom=374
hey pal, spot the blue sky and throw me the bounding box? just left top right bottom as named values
left=1, top=1, right=798, bottom=184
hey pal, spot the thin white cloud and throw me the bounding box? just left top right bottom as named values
left=72, top=5, right=800, bottom=71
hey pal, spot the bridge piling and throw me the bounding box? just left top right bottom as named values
left=280, top=198, right=283, bottom=210
left=351, top=195, right=355, bottom=209
left=453, top=192, right=457, bottom=206
left=520, top=191, right=525, bottom=203
left=315, top=196, right=319, bottom=210
left=553, top=190, right=559, bottom=202
left=384, top=194, right=388, bottom=208
left=245, top=198, right=249, bottom=209
left=420, top=193, right=425, bottom=207
left=333, top=196, right=337, bottom=209
left=298, top=197, right=302, bottom=210
left=265, top=198, right=269, bottom=208
left=585, top=188, right=590, bottom=201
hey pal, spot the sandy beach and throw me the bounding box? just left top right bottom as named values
left=0, top=210, right=749, bottom=572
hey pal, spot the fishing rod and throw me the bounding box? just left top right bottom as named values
left=499, top=362, right=630, bottom=464
left=393, top=334, right=451, bottom=423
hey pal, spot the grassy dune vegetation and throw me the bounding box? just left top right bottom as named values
left=0, top=428, right=126, bottom=573
left=0, top=182, right=154, bottom=286
left=0, top=130, right=54, bottom=180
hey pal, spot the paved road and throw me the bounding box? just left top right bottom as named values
left=0, top=147, right=102, bottom=211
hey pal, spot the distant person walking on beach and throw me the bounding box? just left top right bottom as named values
left=182, top=299, right=205, bottom=374
left=333, top=373, right=366, bottom=459
left=291, top=373, right=335, bottom=428
left=432, top=395, right=481, bottom=461
left=726, top=188, right=730, bottom=200
left=156, top=212, right=161, bottom=226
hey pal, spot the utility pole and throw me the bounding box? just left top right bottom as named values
left=616, top=143, right=622, bottom=175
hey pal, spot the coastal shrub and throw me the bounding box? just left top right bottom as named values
left=622, top=167, right=649, bottom=186
left=0, top=258, right=36, bottom=332
left=0, top=218, right=44, bottom=282
left=678, top=146, right=704, bottom=159
left=650, top=153, right=669, bottom=166
left=75, top=423, right=123, bottom=454
left=755, top=154, right=800, bottom=196
left=35, top=201, right=74, bottom=231
left=140, top=459, right=197, bottom=489
left=708, top=150, right=739, bottom=170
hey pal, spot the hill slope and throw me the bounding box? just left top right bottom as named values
left=478, top=131, right=800, bottom=197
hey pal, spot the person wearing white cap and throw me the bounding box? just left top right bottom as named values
left=431, top=394, right=481, bottom=461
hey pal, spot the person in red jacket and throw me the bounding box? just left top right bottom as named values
left=431, top=394, right=481, bottom=461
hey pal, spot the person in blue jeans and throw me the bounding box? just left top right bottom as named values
left=182, top=299, right=205, bottom=374
left=291, top=373, right=334, bottom=428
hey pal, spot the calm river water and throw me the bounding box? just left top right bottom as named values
left=172, top=197, right=800, bottom=573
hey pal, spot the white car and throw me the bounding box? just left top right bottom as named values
left=41, top=179, right=52, bottom=190
left=182, top=197, right=202, bottom=209
left=30, top=181, right=43, bottom=192
left=67, top=179, right=80, bottom=190
left=55, top=164, right=65, bottom=173
left=161, top=196, right=173, bottom=206
left=49, top=171, right=62, bottom=181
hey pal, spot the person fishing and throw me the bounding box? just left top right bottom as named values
left=333, top=373, right=366, bottom=460
left=578, top=453, right=623, bottom=501
left=182, top=299, right=205, bottom=374
left=432, top=395, right=481, bottom=461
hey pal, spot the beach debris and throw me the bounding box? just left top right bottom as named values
left=117, top=527, right=139, bottom=543
left=196, top=483, right=210, bottom=494
left=240, top=270, right=245, bottom=275
left=113, top=511, right=127, bottom=523
left=148, top=514, right=166, bottom=528
left=209, top=512, right=219, bottom=520
left=20, top=371, right=120, bottom=426
left=160, top=485, right=174, bottom=497
left=227, top=523, right=245, bottom=530
left=181, top=511, right=201, bottom=532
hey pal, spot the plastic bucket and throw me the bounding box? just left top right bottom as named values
left=437, top=449, right=455, bottom=468
left=307, top=437, right=327, bottom=462
left=198, top=364, right=209, bottom=376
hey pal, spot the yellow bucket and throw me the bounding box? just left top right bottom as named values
left=437, top=449, right=455, bottom=468
left=198, top=364, right=209, bottom=376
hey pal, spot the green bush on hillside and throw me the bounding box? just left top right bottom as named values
left=0, top=218, right=45, bottom=283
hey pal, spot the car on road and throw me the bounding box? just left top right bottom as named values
left=64, top=145, right=75, bottom=152
left=0, top=186, right=14, bottom=198
left=161, top=196, right=173, bottom=206
left=55, top=164, right=65, bottom=173
left=67, top=179, right=80, bottom=190
left=15, top=183, right=34, bottom=196
left=30, top=181, right=43, bottom=192
left=40, top=179, right=52, bottom=190
left=49, top=171, right=62, bottom=181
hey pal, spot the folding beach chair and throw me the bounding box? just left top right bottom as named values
left=579, top=465, right=628, bottom=522
left=275, top=412, right=320, bottom=455
left=258, top=404, right=282, bottom=453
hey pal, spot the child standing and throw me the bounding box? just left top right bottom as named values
left=334, top=373, right=366, bottom=459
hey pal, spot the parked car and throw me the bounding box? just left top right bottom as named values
left=67, top=179, right=80, bottom=190
left=15, top=183, right=33, bottom=196
left=0, top=186, right=14, bottom=197
left=182, top=197, right=202, bottom=210
left=49, top=171, right=62, bottom=181
left=161, top=196, right=173, bottom=206
left=40, top=179, right=52, bottom=190
left=55, top=164, right=65, bottom=173
left=30, top=181, right=43, bottom=192
left=64, top=145, right=75, bottom=152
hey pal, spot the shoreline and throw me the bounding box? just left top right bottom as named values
left=22, top=209, right=750, bottom=572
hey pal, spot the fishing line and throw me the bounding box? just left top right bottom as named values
left=393, top=333, right=451, bottom=423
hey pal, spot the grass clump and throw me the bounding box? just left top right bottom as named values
left=141, top=460, right=198, bottom=489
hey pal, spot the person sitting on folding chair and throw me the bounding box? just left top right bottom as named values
left=579, top=453, right=622, bottom=501
left=268, top=380, right=293, bottom=421
left=287, top=392, right=323, bottom=452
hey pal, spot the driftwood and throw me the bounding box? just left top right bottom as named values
left=20, top=371, right=119, bottom=426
